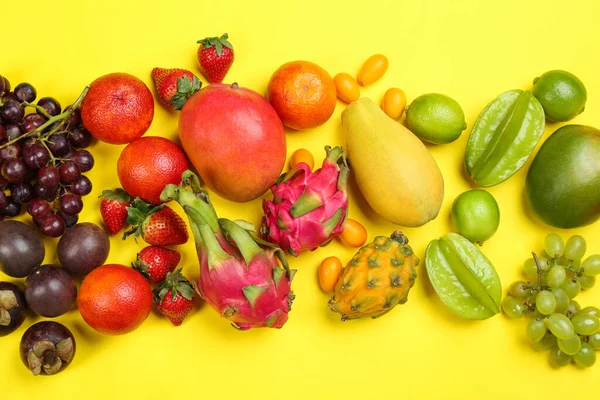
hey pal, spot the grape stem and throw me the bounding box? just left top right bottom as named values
left=21, top=102, right=52, bottom=119
left=0, top=85, right=90, bottom=150
left=532, top=252, right=544, bottom=291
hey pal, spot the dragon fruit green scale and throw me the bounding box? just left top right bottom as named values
left=261, top=146, right=349, bottom=256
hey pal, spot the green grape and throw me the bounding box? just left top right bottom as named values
left=549, top=345, right=572, bottom=368
left=538, top=255, right=551, bottom=272
left=526, top=308, right=543, bottom=320
left=501, top=296, right=526, bottom=319
left=509, top=281, right=529, bottom=298
left=546, top=313, right=575, bottom=339
left=536, top=290, right=557, bottom=315
left=557, top=334, right=582, bottom=355
left=576, top=306, right=600, bottom=318
left=587, top=333, right=600, bottom=350
left=571, top=315, right=600, bottom=335
left=564, top=300, right=581, bottom=318
left=582, top=254, right=600, bottom=276
left=565, top=235, right=586, bottom=261
left=552, top=288, right=570, bottom=313
left=573, top=343, right=596, bottom=368
left=561, top=278, right=581, bottom=299
left=531, top=332, right=556, bottom=351
left=579, top=275, right=596, bottom=290
left=527, top=318, right=547, bottom=343
left=545, top=233, right=565, bottom=259
left=523, top=258, right=538, bottom=278
left=547, top=265, right=566, bottom=288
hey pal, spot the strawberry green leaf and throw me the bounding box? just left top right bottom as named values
left=171, top=76, right=202, bottom=111
left=215, top=41, right=223, bottom=56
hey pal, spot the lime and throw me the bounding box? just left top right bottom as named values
left=451, top=189, right=500, bottom=244
left=405, top=93, right=467, bottom=144
left=532, top=70, right=587, bottom=122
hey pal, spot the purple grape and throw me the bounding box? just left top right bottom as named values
left=69, top=126, right=92, bottom=148
left=0, top=125, right=5, bottom=142
left=23, top=143, right=50, bottom=169
left=4, top=123, right=22, bottom=141
left=37, top=97, right=61, bottom=117
left=10, top=182, right=34, bottom=204
left=46, top=134, right=70, bottom=157
left=58, top=161, right=80, bottom=184
left=65, top=108, right=81, bottom=128
left=0, top=143, right=20, bottom=161
left=36, top=165, right=60, bottom=188
left=0, top=196, right=21, bottom=217
left=21, top=113, right=46, bottom=133
left=33, top=183, right=58, bottom=201
left=0, top=172, right=7, bottom=186
left=2, top=92, right=18, bottom=103
left=27, top=198, right=52, bottom=220
left=1, top=100, right=24, bottom=123
left=40, top=214, right=65, bottom=237
left=57, top=210, right=78, bottom=228
left=0, top=75, right=10, bottom=96
left=71, top=175, right=92, bottom=196
left=71, top=150, right=94, bottom=172
left=1, top=158, right=27, bottom=182
left=59, top=193, right=83, bottom=216
left=0, top=191, right=6, bottom=208
left=14, top=83, right=37, bottom=103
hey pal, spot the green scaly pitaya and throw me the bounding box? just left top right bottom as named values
left=160, top=171, right=295, bottom=330
left=260, top=146, right=349, bottom=256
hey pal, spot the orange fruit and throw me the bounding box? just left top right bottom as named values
left=333, top=73, right=360, bottom=103
left=318, top=256, right=343, bottom=293
left=357, top=54, right=389, bottom=86
left=266, top=61, right=337, bottom=130
left=78, top=264, right=153, bottom=335
left=338, top=219, right=368, bottom=248
left=81, top=72, right=154, bottom=145
left=290, top=148, right=314, bottom=170
left=381, top=88, right=407, bottom=119
left=117, top=136, right=189, bottom=205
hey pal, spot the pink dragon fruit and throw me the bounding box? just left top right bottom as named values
left=161, top=171, right=295, bottom=330
left=260, top=146, right=349, bottom=256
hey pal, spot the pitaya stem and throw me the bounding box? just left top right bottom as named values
left=219, top=218, right=262, bottom=265
left=324, top=145, right=344, bottom=164
left=161, top=182, right=220, bottom=233
left=199, top=224, right=231, bottom=268
left=290, top=193, right=323, bottom=218
left=324, top=146, right=349, bottom=191
left=322, top=208, right=344, bottom=236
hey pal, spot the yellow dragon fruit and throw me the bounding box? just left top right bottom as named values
left=261, top=146, right=349, bottom=256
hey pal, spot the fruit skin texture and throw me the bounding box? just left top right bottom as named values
left=341, top=97, right=444, bottom=227
left=197, top=33, right=234, bottom=84
left=117, top=136, right=189, bottom=205
left=381, top=87, right=407, bottom=119
left=81, top=72, right=154, bottom=145
left=329, top=231, right=418, bottom=320
left=78, top=264, right=153, bottom=335
left=133, top=246, right=181, bottom=284
left=57, top=222, right=110, bottom=275
left=161, top=171, right=295, bottom=330
left=99, top=189, right=132, bottom=235
left=179, top=83, right=286, bottom=202
left=25, top=265, right=77, bottom=318
left=261, top=146, right=349, bottom=256
left=405, top=93, right=466, bottom=144
left=526, top=125, right=600, bottom=228
left=319, top=256, right=343, bottom=293
left=451, top=189, right=500, bottom=244
left=532, top=70, right=587, bottom=122
left=124, top=199, right=189, bottom=246
left=334, top=73, right=360, bottom=103
left=338, top=218, right=367, bottom=248
left=0, top=220, right=45, bottom=278
left=151, top=68, right=200, bottom=110
left=266, top=61, right=337, bottom=130
left=357, top=54, right=388, bottom=86
left=0, top=281, right=27, bottom=337
left=154, top=269, right=194, bottom=326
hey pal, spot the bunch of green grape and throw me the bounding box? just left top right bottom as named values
left=502, top=233, right=600, bottom=368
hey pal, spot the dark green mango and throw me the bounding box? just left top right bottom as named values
left=526, top=125, right=600, bottom=228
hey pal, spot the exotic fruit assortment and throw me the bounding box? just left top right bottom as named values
left=261, top=146, right=349, bottom=256
left=161, top=171, right=295, bottom=330
left=329, top=231, right=418, bottom=321
left=1, top=29, right=600, bottom=379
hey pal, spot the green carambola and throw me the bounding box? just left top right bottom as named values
left=465, top=90, right=545, bottom=187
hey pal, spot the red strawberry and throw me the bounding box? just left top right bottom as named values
left=132, top=246, right=181, bottom=283
left=154, top=269, right=195, bottom=326
left=151, top=68, right=202, bottom=111
left=99, top=189, right=132, bottom=235
left=196, top=33, right=234, bottom=83
left=123, top=198, right=188, bottom=246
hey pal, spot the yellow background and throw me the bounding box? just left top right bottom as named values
left=1, top=0, right=600, bottom=398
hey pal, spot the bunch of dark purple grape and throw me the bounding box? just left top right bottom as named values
left=0, top=75, right=93, bottom=237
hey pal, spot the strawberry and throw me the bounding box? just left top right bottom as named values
left=132, top=245, right=181, bottom=283
left=196, top=33, right=234, bottom=83
left=154, top=269, right=195, bottom=326
left=99, top=188, right=132, bottom=235
left=151, top=68, right=202, bottom=111
left=123, top=198, right=188, bottom=246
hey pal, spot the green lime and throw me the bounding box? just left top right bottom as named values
left=451, top=189, right=500, bottom=244
left=405, top=93, right=467, bottom=144
left=532, top=70, right=587, bottom=122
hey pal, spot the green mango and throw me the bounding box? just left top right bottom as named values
left=526, top=125, right=600, bottom=228
left=425, top=233, right=502, bottom=320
